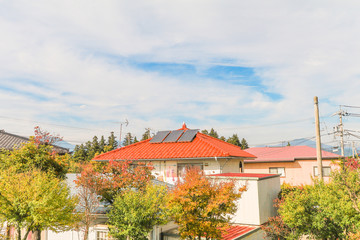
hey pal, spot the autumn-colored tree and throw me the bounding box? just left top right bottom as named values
left=0, top=168, right=78, bottom=240
left=33, top=126, right=63, bottom=146
left=168, top=168, right=245, bottom=240
left=74, top=164, right=102, bottom=240
left=77, top=160, right=154, bottom=205
left=108, top=184, right=170, bottom=240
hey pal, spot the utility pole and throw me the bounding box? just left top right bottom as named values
left=116, top=119, right=129, bottom=148
left=332, top=107, right=347, bottom=156
left=314, top=96, right=323, bottom=180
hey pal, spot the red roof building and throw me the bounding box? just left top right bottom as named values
left=244, top=146, right=341, bottom=185
left=93, top=124, right=255, bottom=184
left=222, top=225, right=261, bottom=240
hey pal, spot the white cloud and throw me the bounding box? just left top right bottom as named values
left=0, top=0, right=359, bottom=147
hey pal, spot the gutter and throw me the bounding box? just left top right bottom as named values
left=93, top=156, right=253, bottom=162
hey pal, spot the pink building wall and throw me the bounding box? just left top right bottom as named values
left=244, top=159, right=339, bottom=185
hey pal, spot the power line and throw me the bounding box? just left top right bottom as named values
left=0, top=115, right=114, bottom=132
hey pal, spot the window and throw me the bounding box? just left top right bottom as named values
left=313, top=166, right=331, bottom=177
left=97, top=231, right=113, bottom=240
left=269, top=167, right=285, bottom=177
left=177, top=163, right=203, bottom=178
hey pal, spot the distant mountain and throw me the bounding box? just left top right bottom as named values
left=255, top=138, right=357, bottom=157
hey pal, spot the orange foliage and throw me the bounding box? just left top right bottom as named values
left=168, top=168, right=245, bottom=240
left=75, top=160, right=154, bottom=204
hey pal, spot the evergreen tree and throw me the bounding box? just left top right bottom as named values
left=201, top=129, right=209, bottom=135
left=219, top=136, right=226, bottom=141
left=99, top=136, right=106, bottom=151
left=240, top=138, right=249, bottom=149
left=123, top=132, right=134, bottom=147
left=227, top=134, right=241, bottom=147
left=107, top=132, right=118, bottom=150
left=209, top=128, right=219, bottom=139
left=134, top=136, right=139, bottom=143
left=141, top=128, right=152, bottom=141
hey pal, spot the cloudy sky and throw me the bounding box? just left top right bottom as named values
left=1, top=0, right=360, bottom=148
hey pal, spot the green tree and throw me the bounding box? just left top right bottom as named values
left=168, top=168, right=245, bottom=240
left=0, top=141, right=67, bottom=179
left=0, top=168, right=78, bottom=240
left=276, top=160, right=360, bottom=239
left=99, top=136, right=106, bottom=152
left=227, top=134, right=241, bottom=147
left=209, top=128, right=219, bottom=138
left=141, top=128, right=152, bottom=141
left=219, top=136, right=226, bottom=141
left=107, top=132, right=118, bottom=150
left=108, top=184, right=170, bottom=240
left=122, top=132, right=134, bottom=146
left=240, top=138, right=249, bottom=149
left=133, top=136, right=139, bottom=143
left=201, top=129, right=209, bottom=135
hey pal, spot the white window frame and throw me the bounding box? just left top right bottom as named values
left=313, top=166, right=331, bottom=177
left=269, top=167, right=285, bottom=177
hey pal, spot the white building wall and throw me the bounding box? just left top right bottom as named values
left=210, top=175, right=280, bottom=226
left=46, top=225, right=109, bottom=240
left=232, top=180, right=260, bottom=225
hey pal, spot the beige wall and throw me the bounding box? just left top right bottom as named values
left=244, top=159, right=339, bottom=185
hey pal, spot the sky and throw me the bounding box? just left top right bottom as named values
left=1, top=0, right=360, bottom=149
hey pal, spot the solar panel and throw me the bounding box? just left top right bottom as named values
left=163, top=130, right=184, bottom=143
left=177, top=129, right=198, bottom=142
left=149, top=131, right=171, bottom=143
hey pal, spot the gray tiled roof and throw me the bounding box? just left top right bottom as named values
left=0, top=130, right=69, bottom=154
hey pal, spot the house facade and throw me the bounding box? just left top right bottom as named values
left=93, top=123, right=256, bottom=185
left=243, top=146, right=341, bottom=185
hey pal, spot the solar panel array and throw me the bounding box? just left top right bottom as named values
left=177, top=129, right=198, bottom=142
left=150, top=129, right=199, bottom=143
left=162, top=130, right=184, bottom=143
left=149, top=131, right=171, bottom=143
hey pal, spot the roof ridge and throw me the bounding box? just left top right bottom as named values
left=94, top=138, right=151, bottom=159
left=0, top=130, right=30, bottom=141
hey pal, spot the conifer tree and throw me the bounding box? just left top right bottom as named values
left=141, top=128, right=152, bottom=141
left=240, top=138, right=249, bottom=149
left=227, top=134, right=241, bottom=147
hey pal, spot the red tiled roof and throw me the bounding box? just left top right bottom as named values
left=244, top=145, right=341, bottom=163
left=222, top=225, right=258, bottom=240
left=93, top=126, right=256, bottom=161
left=209, top=173, right=279, bottom=180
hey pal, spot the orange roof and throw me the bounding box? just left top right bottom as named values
left=93, top=125, right=256, bottom=161
left=222, top=225, right=259, bottom=240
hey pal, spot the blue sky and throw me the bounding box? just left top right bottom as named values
left=0, top=0, right=360, bottom=148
